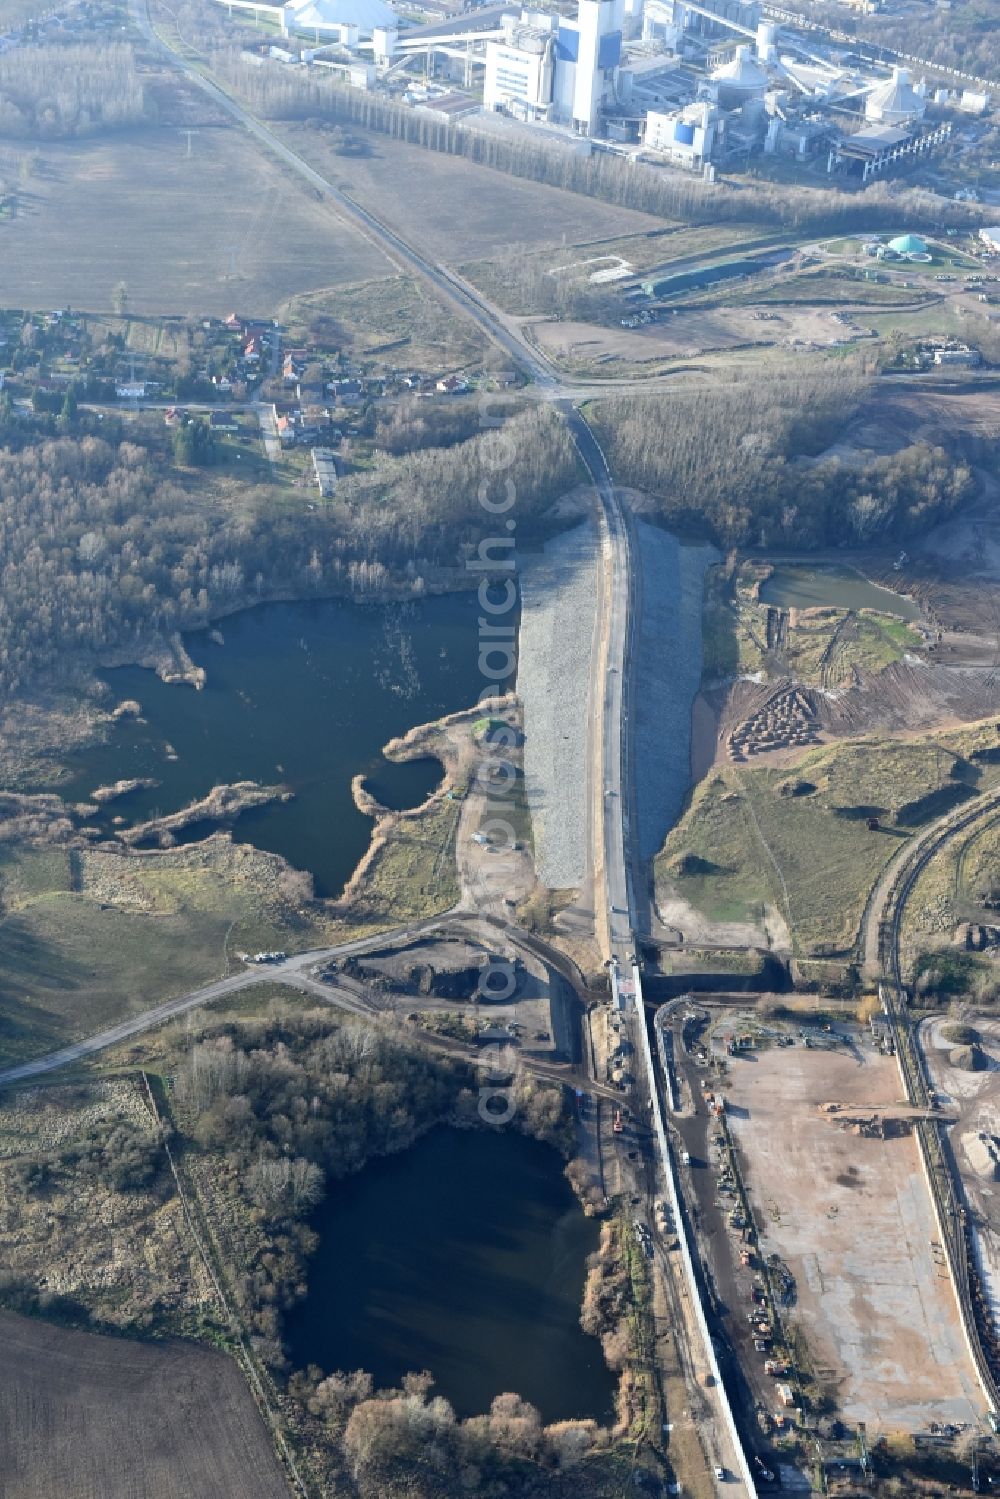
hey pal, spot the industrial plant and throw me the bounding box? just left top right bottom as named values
left=219, top=0, right=992, bottom=183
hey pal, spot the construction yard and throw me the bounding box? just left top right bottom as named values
left=530, top=303, right=875, bottom=374
left=724, top=1037, right=984, bottom=1432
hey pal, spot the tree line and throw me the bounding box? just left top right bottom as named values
left=0, top=43, right=149, bottom=138
left=593, top=368, right=975, bottom=548
left=168, top=1005, right=602, bottom=1499
left=778, top=0, right=1000, bottom=82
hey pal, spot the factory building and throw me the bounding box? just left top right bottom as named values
left=218, top=0, right=394, bottom=42
left=483, top=18, right=555, bottom=118
left=644, top=99, right=718, bottom=165
left=216, top=0, right=973, bottom=184
left=483, top=0, right=624, bottom=134
left=666, top=0, right=759, bottom=40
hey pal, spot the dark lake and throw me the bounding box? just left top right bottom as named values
left=48, top=595, right=483, bottom=897
left=285, top=1127, right=616, bottom=1424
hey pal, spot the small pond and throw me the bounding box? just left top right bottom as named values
left=284, top=1126, right=616, bottom=1424
left=759, top=563, right=919, bottom=621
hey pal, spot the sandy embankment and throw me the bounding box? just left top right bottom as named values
left=517, top=518, right=600, bottom=890
left=631, top=522, right=716, bottom=863
left=338, top=700, right=516, bottom=911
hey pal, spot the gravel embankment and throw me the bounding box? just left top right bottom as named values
left=518, top=519, right=599, bottom=889
left=632, top=521, right=716, bottom=863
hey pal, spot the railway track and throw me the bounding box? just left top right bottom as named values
left=876, top=789, right=1000, bottom=1414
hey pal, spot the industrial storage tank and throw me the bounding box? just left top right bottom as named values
left=865, top=66, right=926, bottom=126
left=711, top=44, right=769, bottom=108
left=888, top=233, right=928, bottom=256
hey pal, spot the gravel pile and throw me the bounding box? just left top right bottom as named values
left=632, top=521, right=716, bottom=863
left=517, top=519, right=599, bottom=889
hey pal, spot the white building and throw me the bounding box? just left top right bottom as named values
left=865, top=66, right=926, bottom=126
left=710, top=44, right=768, bottom=109
left=644, top=99, right=717, bottom=165
left=959, top=90, right=990, bottom=115
left=640, top=0, right=679, bottom=50
left=483, top=17, right=556, bottom=118
left=980, top=227, right=1000, bottom=254
left=569, top=0, right=624, bottom=135
left=484, top=0, right=623, bottom=135
left=217, top=0, right=394, bottom=41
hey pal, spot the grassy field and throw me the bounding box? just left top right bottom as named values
left=0, top=1311, right=288, bottom=1498
left=725, top=266, right=937, bottom=308
left=280, top=272, right=483, bottom=374
left=460, top=222, right=784, bottom=316
left=351, top=789, right=462, bottom=923
left=1, top=124, right=391, bottom=316
left=278, top=120, right=664, bottom=262
left=659, top=728, right=1000, bottom=957
left=0, top=0, right=59, bottom=26
left=899, top=813, right=1000, bottom=991
left=0, top=837, right=338, bottom=1067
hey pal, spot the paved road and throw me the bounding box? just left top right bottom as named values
left=0, top=910, right=599, bottom=1088
left=0, top=916, right=451, bottom=1087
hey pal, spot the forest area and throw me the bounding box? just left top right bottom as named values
left=592, top=369, right=976, bottom=548
left=0, top=43, right=149, bottom=137
left=0, top=408, right=578, bottom=695
left=779, top=0, right=1000, bottom=80
left=168, top=1008, right=617, bottom=1499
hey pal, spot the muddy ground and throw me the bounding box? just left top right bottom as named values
left=531, top=305, right=878, bottom=368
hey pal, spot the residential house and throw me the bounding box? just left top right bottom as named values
left=330, top=378, right=363, bottom=405
left=209, top=410, right=240, bottom=432
left=282, top=348, right=308, bottom=382
left=311, top=447, right=338, bottom=497
left=435, top=374, right=470, bottom=394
